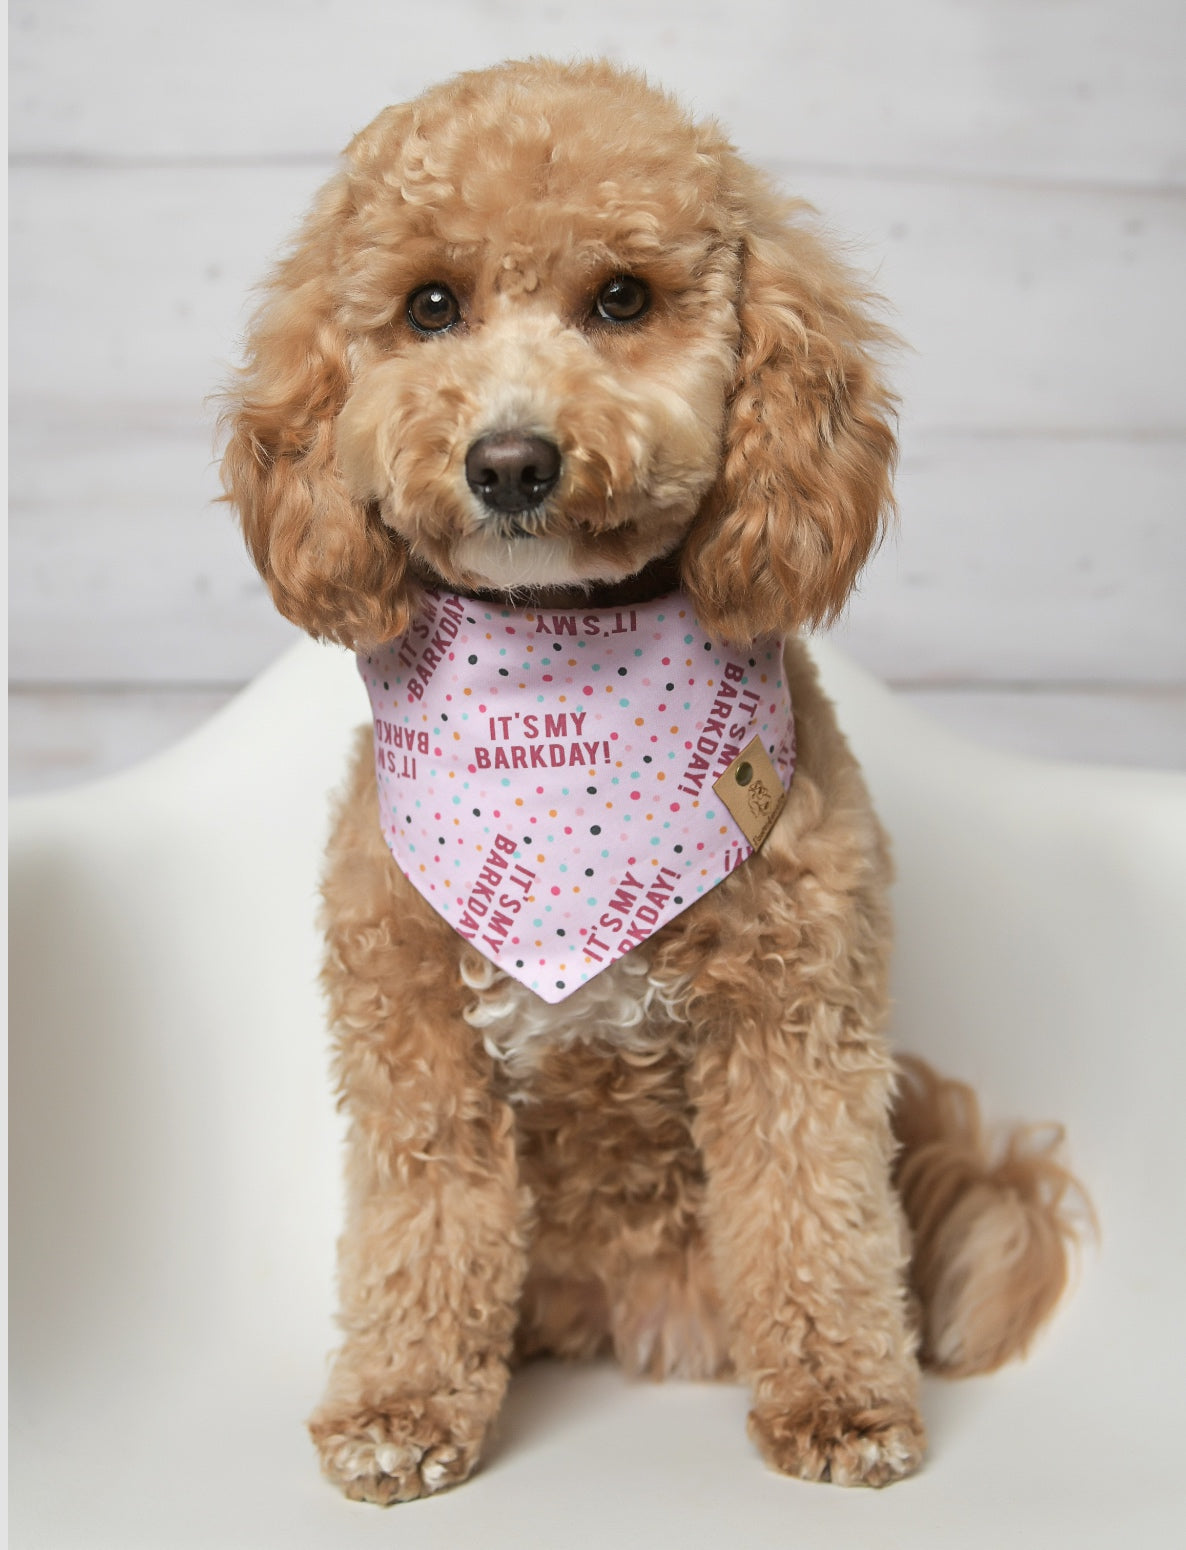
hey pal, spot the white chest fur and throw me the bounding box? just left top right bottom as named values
left=459, top=947, right=681, bottom=1092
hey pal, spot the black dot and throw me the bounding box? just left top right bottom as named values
left=383, top=681, right=389, bottom=690
left=438, top=836, right=445, bottom=844
left=673, top=896, right=683, bottom=905
left=523, top=836, right=532, bottom=846
left=498, top=668, right=509, bottom=676
left=585, top=868, right=594, bottom=877
left=466, top=616, right=476, bottom=624
left=557, top=928, right=566, bottom=937
left=617, top=666, right=627, bottom=676
left=674, top=844, right=683, bottom=853
left=749, top=658, right=756, bottom=667
left=643, top=755, right=652, bottom=763
left=467, top=654, right=477, bottom=664
left=665, top=682, right=674, bottom=691
left=587, top=786, right=597, bottom=795
left=703, top=641, right=712, bottom=651
left=590, top=825, right=601, bottom=835
left=472, top=808, right=481, bottom=817
left=441, top=712, right=448, bottom=721
left=556, top=980, right=565, bottom=990
left=515, top=959, right=524, bottom=968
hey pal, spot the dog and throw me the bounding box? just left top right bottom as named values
left=221, top=58, right=1083, bottom=1501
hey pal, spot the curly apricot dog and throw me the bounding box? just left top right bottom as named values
left=222, top=59, right=1082, bottom=1501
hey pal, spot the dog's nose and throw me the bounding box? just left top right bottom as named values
left=465, top=432, right=561, bottom=513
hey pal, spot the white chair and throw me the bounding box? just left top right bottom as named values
left=11, top=641, right=1186, bottom=1547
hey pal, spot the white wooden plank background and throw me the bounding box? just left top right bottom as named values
left=9, top=0, right=1186, bottom=792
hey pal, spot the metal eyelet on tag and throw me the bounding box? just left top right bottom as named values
left=712, top=735, right=786, bottom=850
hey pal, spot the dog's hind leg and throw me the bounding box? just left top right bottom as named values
left=513, top=1037, right=731, bottom=1380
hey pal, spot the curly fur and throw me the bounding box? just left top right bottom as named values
left=221, top=58, right=1085, bottom=1502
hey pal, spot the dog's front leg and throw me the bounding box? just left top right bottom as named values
left=688, top=973, right=925, bottom=1488
left=307, top=858, right=528, bottom=1502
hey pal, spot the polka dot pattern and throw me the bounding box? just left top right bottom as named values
left=358, top=588, right=796, bottom=1004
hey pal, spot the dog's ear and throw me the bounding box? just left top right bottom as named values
left=219, top=174, right=413, bottom=649
left=680, top=169, right=896, bottom=645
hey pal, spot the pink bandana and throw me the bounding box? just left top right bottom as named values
left=357, top=589, right=795, bottom=1004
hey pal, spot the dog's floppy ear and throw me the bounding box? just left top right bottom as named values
left=219, top=174, right=413, bottom=649
left=680, top=168, right=896, bottom=645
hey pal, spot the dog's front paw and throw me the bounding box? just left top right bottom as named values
left=308, top=1393, right=489, bottom=1504
left=749, top=1400, right=926, bottom=1488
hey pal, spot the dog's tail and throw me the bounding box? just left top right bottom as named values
left=891, top=1055, right=1092, bottom=1377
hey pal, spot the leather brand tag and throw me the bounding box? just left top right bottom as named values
left=712, top=735, right=787, bottom=850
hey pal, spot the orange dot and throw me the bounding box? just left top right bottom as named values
left=634, top=717, right=644, bottom=726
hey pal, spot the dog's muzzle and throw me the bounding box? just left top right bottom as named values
left=465, top=431, right=561, bottom=515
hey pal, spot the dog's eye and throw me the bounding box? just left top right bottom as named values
left=594, top=275, right=651, bottom=324
left=407, top=283, right=461, bottom=334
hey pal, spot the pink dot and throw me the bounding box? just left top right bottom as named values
left=564, top=826, right=572, bottom=834
left=542, top=674, right=553, bottom=682
left=536, top=786, right=544, bottom=794
left=662, top=657, right=670, bottom=665
left=467, top=764, right=477, bottom=774
left=670, top=802, right=681, bottom=812
left=630, top=791, right=641, bottom=801
left=583, top=685, right=594, bottom=696
left=550, top=886, right=561, bottom=896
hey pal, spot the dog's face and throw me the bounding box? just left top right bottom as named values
left=223, top=60, right=896, bottom=648
left=333, top=75, right=741, bottom=596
